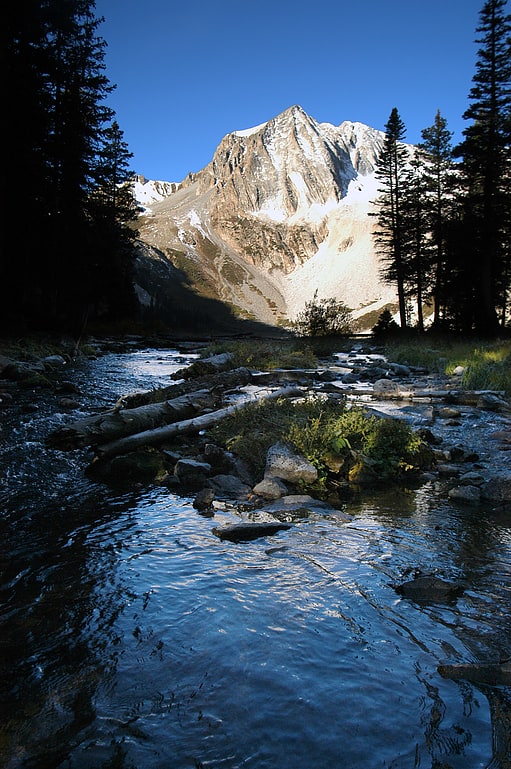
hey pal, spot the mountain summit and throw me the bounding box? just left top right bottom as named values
left=134, top=105, right=400, bottom=328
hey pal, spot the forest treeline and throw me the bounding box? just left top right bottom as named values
left=2, top=0, right=139, bottom=334
left=1, top=0, right=510, bottom=336
left=372, top=0, right=511, bottom=336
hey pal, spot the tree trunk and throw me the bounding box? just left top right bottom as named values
left=46, top=389, right=220, bottom=450
left=95, top=387, right=303, bottom=458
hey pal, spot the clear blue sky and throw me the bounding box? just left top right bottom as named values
left=95, top=0, right=487, bottom=182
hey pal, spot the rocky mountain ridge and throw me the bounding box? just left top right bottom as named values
left=133, top=105, right=404, bottom=329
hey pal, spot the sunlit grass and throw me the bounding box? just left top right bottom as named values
left=204, top=339, right=319, bottom=370
left=384, top=339, right=511, bottom=394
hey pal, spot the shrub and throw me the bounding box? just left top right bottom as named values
left=293, top=290, right=353, bottom=337
left=372, top=309, right=400, bottom=340
left=210, top=397, right=430, bottom=495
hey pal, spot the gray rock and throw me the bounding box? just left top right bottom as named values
left=174, top=458, right=212, bottom=487
left=42, top=354, right=67, bottom=369
left=437, top=406, right=462, bottom=419
left=459, top=471, right=485, bottom=486
left=436, top=463, right=460, bottom=477
left=208, top=474, right=252, bottom=500
left=389, top=362, right=411, bottom=377
left=193, top=488, right=215, bottom=513
left=265, top=442, right=317, bottom=484
left=373, top=379, right=400, bottom=395
left=253, top=477, right=288, bottom=500
left=261, top=494, right=352, bottom=522
left=438, top=659, right=511, bottom=686
left=477, top=393, right=511, bottom=412
left=481, top=476, right=511, bottom=502
left=448, top=485, right=481, bottom=504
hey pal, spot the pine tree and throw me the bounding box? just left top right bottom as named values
left=400, top=150, right=430, bottom=332
left=455, top=0, right=511, bottom=334
left=44, top=0, right=116, bottom=326
left=88, top=120, right=139, bottom=318
left=371, top=108, right=410, bottom=329
left=418, top=110, right=458, bottom=328
left=1, top=1, right=54, bottom=325
left=1, top=0, right=139, bottom=331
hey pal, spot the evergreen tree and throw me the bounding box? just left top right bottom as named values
left=371, top=108, right=410, bottom=329
left=1, top=0, right=139, bottom=332
left=455, top=0, right=511, bottom=334
left=400, top=150, right=430, bottom=332
left=418, top=110, right=458, bottom=328
left=88, top=120, right=139, bottom=319
left=1, top=1, right=54, bottom=325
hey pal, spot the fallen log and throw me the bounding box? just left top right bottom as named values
left=47, top=389, right=219, bottom=450
left=117, top=366, right=252, bottom=409
left=96, top=386, right=303, bottom=458
left=438, top=659, right=511, bottom=686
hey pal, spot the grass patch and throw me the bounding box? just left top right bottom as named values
left=204, top=339, right=319, bottom=370
left=384, top=338, right=511, bottom=394
left=210, top=396, right=431, bottom=495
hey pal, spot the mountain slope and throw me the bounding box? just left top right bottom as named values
left=134, top=105, right=401, bottom=329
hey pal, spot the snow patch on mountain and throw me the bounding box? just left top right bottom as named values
left=132, top=177, right=178, bottom=210
left=234, top=121, right=268, bottom=137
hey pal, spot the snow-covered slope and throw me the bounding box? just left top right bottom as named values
left=132, top=176, right=179, bottom=210
left=134, top=105, right=403, bottom=328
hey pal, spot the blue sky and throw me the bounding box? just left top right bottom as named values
left=95, top=0, right=486, bottom=182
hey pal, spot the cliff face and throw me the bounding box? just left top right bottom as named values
left=135, top=105, right=400, bottom=328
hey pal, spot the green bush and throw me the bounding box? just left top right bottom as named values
left=210, top=397, right=430, bottom=494
left=293, top=290, right=353, bottom=337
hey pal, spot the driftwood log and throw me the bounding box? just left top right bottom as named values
left=438, top=659, right=511, bottom=686
left=46, top=389, right=220, bottom=450
left=118, top=366, right=252, bottom=409
left=96, top=386, right=303, bottom=458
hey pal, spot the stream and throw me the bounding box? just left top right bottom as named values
left=1, top=346, right=510, bottom=769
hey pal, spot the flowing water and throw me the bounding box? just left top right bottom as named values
left=1, top=348, right=510, bottom=769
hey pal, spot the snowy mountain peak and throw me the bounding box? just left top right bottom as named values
left=134, top=106, right=404, bottom=328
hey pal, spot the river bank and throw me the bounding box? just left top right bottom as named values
left=1, top=339, right=511, bottom=769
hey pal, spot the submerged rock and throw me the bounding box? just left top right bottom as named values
left=212, top=521, right=292, bottom=543
left=394, top=575, right=464, bottom=603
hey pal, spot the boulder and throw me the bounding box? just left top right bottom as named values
left=448, top=485, right=481, bottom=504
left=42, top=354, right=67, bottom=370
left=481, top=476, right=511, bottom=503
left=265, top=442, right=317, bottom=484
left=261, top=494, right=352, bottom=522
left=373, top=379, right=400, bottom=396
left=476, top=393, right=511, bottom=412
left=437, top=406, right=462, bottom=419
left=253, top=477, right=288, bottom=500
left=208, top=474, right=252, bottom=500
left=193, top=488, right=215, bottom=514
left=88, top=448, right=170, bottom=484
left=174, top=458, right=212, bottom=487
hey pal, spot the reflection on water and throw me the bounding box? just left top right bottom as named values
left=1, top=349, right=511, bottom=768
